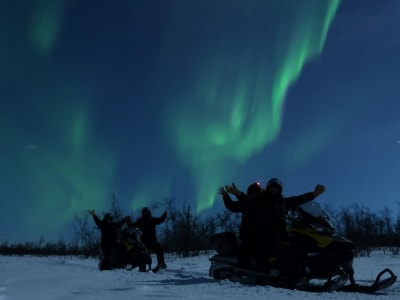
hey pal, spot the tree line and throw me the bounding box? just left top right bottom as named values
left=1, top=195, right=399, bottom=257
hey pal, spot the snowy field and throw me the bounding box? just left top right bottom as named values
left=0, top=251, right=399, bottom=300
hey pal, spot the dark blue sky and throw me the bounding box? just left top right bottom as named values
left=0, top=0, right=399, bottom=242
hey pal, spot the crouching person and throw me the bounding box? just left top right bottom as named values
left=120, top=227, right=152, bottom=272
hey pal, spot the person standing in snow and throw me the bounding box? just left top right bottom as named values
left=219, top=182, right=261, bottom=269
left=127, top=207, right=168, bottom=270
left=89, top=210, right=128, bottom=270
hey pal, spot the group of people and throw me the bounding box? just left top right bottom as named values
left=89, top=177, right=325, bottom=274
left=89, top=207, right=167, bottom=271
left=219, top=177, right=325, bottom=273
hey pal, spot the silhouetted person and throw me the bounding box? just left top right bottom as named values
left=128, top=207, right=167, bottom=269
left=89, top=210, right=128, bottom=270
left=254, top=178, right=325, bottom=273
left=219, top=182, right=261, bottom=268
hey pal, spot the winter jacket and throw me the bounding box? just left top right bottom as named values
left=222, top=192, right=258, bottom=243
left=255, top=191, right=316, bottom=236
left=92, top=215, right=126, bottom=247
left=129, top=211, right=167, bottom=245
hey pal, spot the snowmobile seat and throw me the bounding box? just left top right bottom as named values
left=211, top=232, right=239, bottom=256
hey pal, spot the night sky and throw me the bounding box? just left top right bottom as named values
left=1, top=0, right=399, bottom=242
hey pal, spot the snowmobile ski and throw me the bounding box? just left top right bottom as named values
left=339, top=268, right=397, bottom=293
left=228, top=266, right=348, bottom=292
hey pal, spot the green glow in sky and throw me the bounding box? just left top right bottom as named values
left=1, top=0, right=345, bottom=241
left=130, top=179, right=173, bottom=213
left=30, top=0, right=65, bottom=53
left=162, top=0, right=341, bottom=211
left=1, top=86, right=117, bottom=239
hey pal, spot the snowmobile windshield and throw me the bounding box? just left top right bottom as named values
left=300, top=201, right=328, bottom=218
left=289, top=201, right=335, bottom=234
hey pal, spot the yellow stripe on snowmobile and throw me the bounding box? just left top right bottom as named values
left=122, top=241, right=133, bottom=251
left=287, top=228, right=333, bottom=248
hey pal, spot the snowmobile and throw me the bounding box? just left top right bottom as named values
left=209, top=201, right=397, bottom=293
left=99, top=227, right=152, bottom=271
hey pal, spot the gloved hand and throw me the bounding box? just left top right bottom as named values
left=225, top=183, right=241, bottom=196
left=313, top=184, right=325, bottom=197
left=218, top=186, right=227, bottom=196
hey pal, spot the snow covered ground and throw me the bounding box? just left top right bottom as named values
left=0, top=251, right=399, bottom=300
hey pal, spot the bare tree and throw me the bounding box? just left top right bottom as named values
left=214, top=210, right=241, bottom=233
left=160, top=201, right=214, bottom=257
left=72, top=211, right=99, bottom=257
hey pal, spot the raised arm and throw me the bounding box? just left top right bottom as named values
left=114, top=217, right=128, bottom=229
left=89, top=210, right=103, bottom=228
left=286, top=184, right=325, bottom=208
left=154, top=211, right=167, bottom=225
left=219, top=186, right=243, bottom=213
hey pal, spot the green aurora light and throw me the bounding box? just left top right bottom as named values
left=0, top=0, right=343, bottom=240
left=162, top=0, right=341, bottom=211
left=30, top=0, right=65, bottom=54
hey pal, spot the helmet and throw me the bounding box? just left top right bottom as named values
left=247, top=182, right=261, bottom=195
left=142, top=207, right=151, bottom=217
left=266, top=178, right=283, bottom=193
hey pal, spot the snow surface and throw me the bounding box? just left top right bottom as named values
left=0, top=251, right=399, bottom=300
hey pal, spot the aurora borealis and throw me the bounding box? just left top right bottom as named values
left=1, top=0, right=399, bottom=241
left=160, top=0, right=340, bottom=210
